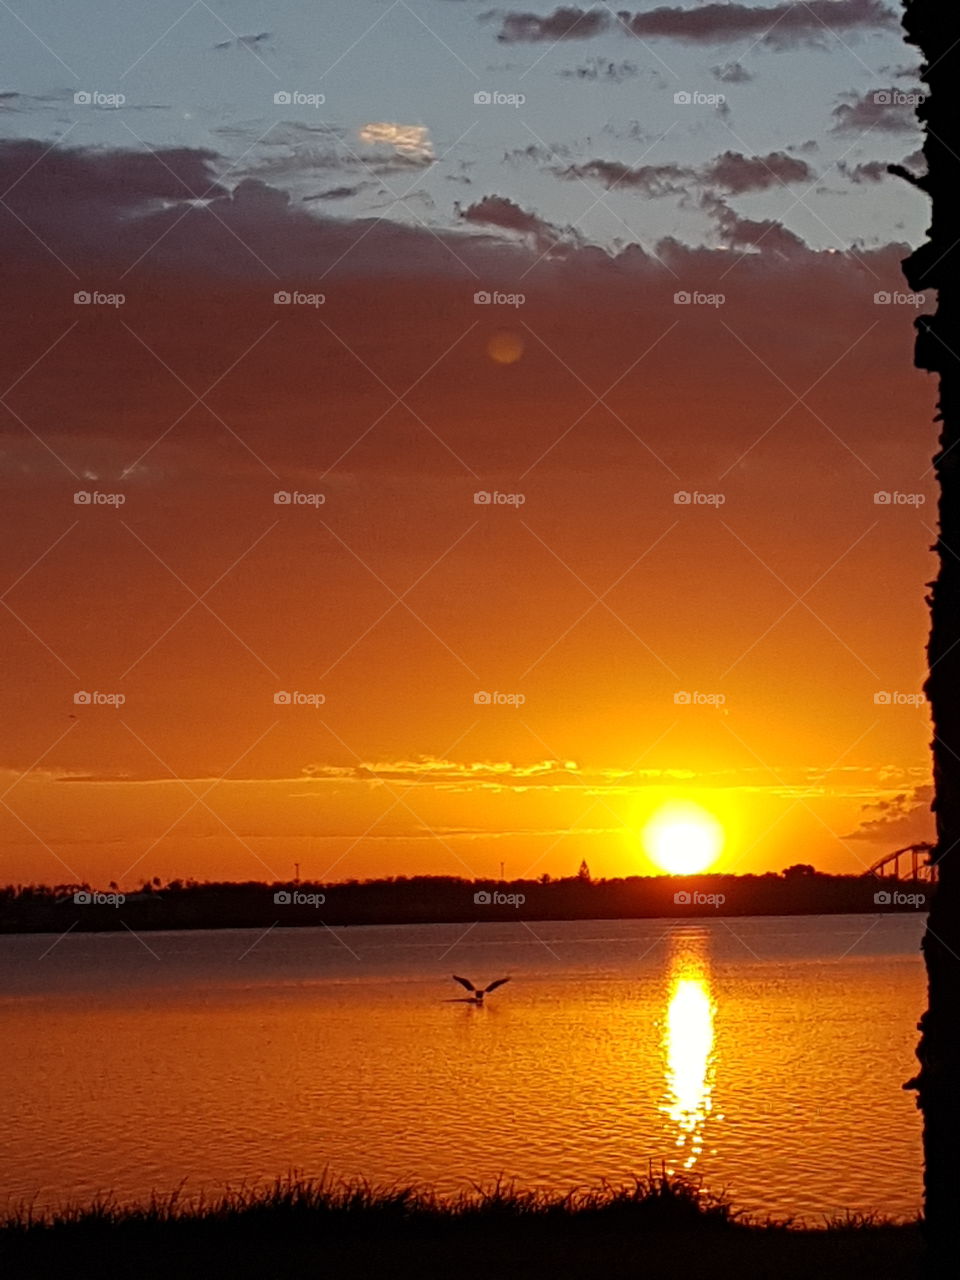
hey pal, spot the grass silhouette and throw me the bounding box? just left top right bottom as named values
left=0, top=1171, right=921, bottom=1278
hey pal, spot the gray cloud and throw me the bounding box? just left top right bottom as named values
left=555, top=150, right=814, bottom=198
left=701, top=191, right=808, bottom=254
left=303, top=182, right=373, bottom=202
left=704, top=150, right=815, bottom=193
left=457, top=193, right=582, bottom=253
left=711, top=62, right=754, bottom=83
left=558, top=58, right=645, bottom=82
left=496, top=0, right=896, bottom=46
left=839, top=159, right=890, bottom=183
left=842, top=785, right=933, bottom=840
left=214, top=31, right=272, bottom=50
left=557, top=158, right=692, bottom=197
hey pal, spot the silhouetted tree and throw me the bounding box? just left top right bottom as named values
left=901, top=2, right=960, bottom=1268
left=577, top=859, right=592, bottom=882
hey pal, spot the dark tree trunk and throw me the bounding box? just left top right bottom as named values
left=902, top=2, right=960, bottom=1269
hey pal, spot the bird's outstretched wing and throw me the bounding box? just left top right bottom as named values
left=452, top=975, right=476, bottom=992
left=482, top=977, right=511, bottom=994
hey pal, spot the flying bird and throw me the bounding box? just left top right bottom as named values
left=451, top=975, right=510, bottom=1004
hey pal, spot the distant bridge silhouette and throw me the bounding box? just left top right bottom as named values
left=865, top=842, right=938, bottom=883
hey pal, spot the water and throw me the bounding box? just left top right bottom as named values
left=0, top=914, right=925, bottom=1221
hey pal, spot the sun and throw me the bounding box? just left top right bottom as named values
left=643, top=801, right=725, bottom=875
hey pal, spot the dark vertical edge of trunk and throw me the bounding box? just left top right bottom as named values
left=902, top=2, right=960, bottom=1271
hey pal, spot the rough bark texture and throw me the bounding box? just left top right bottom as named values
left=902, top=2, right=960, bottom=1268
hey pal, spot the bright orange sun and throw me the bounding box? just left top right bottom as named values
left=643, top=801, right=725, bottom=874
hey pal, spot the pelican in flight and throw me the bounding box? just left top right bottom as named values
left=451, top=975, right=511, bottom=1004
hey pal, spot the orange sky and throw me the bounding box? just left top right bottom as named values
left=0, top=137, right=938, bottom=888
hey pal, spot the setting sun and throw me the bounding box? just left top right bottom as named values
left=643, top=802, right=725, bottom=875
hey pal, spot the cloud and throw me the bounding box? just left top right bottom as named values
left=0, top=135, right=920, bottom=498
left=838, top=159, right=890, bottom=184
left=216, top=120, right=435, bottom=188
left=303, top=182, right=373, bottom=202
left=701, top=191, right=808, bottom=254
left=0, top=137, right=228, bottom=213
left=711, top=62, right=754, bottom=83
left=622, top=0, right=896, bottom=45
left=555, top=150, right=814, bottom=197
left=359, top=122, right=435, bottom=165
left=558, top=58, right=643, bottom=82
left=505, top=142, right=571, bottom=164
left=50, top=760, right=932, bottom=802
left=878, top=62, right=922, bottom=80
left=214, top=31, right=272, bottom=50
left=457, top=193, right=581, bottom=252
left=497, top=6, right=609, bottom=42
left=495, top=0, right=897, bottom=46
left=301, top=757, right=587, bottom=790
left=703, top=150, right=815, bottom=194
left=831, top=88, right=923, bottom=134
left=842, top=785, right=933, bottom=841
left=557, top=159, right=692, bottom=197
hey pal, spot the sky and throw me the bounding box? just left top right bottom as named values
left=0, top=0, right=940, bottom=888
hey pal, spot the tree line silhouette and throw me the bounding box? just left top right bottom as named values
left=0, top=865, right=932, bottom=933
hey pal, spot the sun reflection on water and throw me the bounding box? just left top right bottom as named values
left=660, top=931, right=716, bottom=1172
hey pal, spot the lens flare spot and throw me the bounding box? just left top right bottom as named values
left=487, top=330, right=525, bottom=364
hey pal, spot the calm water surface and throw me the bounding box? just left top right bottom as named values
left=0, top=915, right=925, bottom=1221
